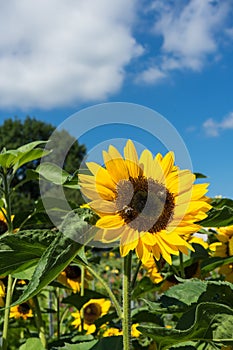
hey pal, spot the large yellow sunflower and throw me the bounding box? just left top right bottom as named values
left=79, top=140, right=211, bottom=264
left=143, top=255, right=163, bottom=284
left=71, top=298, right=111, bottom=334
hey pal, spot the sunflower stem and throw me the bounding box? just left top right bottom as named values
left=80, top=265, right=85, bottom=332
left=32, top=295, right=47, bottom=348
left=56, top=287, right=60, bottom=340
left=131, top=260, right=142, bottom=290
left=123, top=251, right=132, bottom=350
left=179, top=252, right=185, bottom=279
left=85, top=265, right=122, bottom=319
left=1, top=169, right=14, bottom=350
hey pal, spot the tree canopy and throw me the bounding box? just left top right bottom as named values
left=0, top=116, right=86, bottom=220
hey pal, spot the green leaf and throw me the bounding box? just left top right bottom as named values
left=210, top=197, right=233, bottom=209
left=11, top=232, right=84, bottom=305
left=0, top=231, right=50, bottom=276
left=63, top=289, right=108, bottom=309
left=61, top=340, right=98, bottom=350
left=19, top=337, right=45, bottom=350
left=91, top=336, right=123, bottom=350
left=132, top=308, right=163, bottom=326
left=13, top=149, right=51, bottom=172
left=198, top=206, right=233, bottom=227
left=164, top=279, right=207, bottom=306
left=201, top=255, right=233, bottom=273
left=139, top=302, right=233, bottom=350
left=17, top=140, right=48, bottom=153
left=36, top=162, right=70, bottom=185
left=0, top=150, right=18, bottom=168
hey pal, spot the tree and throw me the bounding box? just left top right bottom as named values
left=0, top=116, right=86, bottom=219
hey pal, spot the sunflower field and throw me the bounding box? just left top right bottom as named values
left=0, top=139, right=233, bottom=350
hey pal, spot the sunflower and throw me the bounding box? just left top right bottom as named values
left=71, top=298, right=111, bottom=334
left=0, top=279, right=5, bottom=307
left=213, top=225, right=233, bottom=282
left=79, top=140, right=211, bottom=264
left=101, top=323, right=141, bottom=338
left=0, top=208, right=8, bottom=235
left=143, top=255, right=163, bottom=284
left=57, top=264, right=91, bottom=293
left=10, top=303, right=33, bottom=320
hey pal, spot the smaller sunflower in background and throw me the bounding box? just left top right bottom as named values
left=101, top=323, right=141, bottom=338
left=0, top=209, right=9, bottom=235
left=10, top=302, right=33, bottom=320
left=0, top=279, right=5, bottom=307
left=57, top=264, right=92, bottom=293
left=213, top=225, right=233, bottom=282
left=71, top=298, right=111, bottom=334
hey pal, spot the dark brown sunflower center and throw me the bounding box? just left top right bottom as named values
left=18, top=303, right=30, bottom=315
left=65, top=265, right=81, bottom=280
left=116, top=176, right=174, bottom=233
left=0, top=220, right=8, bottom=235
left=84, top=303, right=102, bottom=324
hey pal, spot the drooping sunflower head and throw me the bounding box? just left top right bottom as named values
left=10, top=303, right=33, bottom=320
left=79, top=140, right=211, bottom=264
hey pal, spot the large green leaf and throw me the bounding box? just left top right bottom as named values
left=198, top=206, right=233, bottom=227
left=17, top=140, right=48, bottom=153
left=36, top=162, right=70, bottom=185
left=139, top=302, right=233, bottom=350
left=11, top=232, right=84, bottom=305
left=0, top=150, right=18, bottom=168
left=164, top=279, right=207, bottom=306
left=19, top=338, right=45, bottom=350
left=0, top=141, right=50, bottom=171
left=0, top=230, right=54, bottom=276
left=13, top=148, right=51, bottom=172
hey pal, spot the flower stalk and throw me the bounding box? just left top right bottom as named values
left=33, top=295, right=47, bottom=348
left=1, top=169, right=14, bottom=350
left=123, top=251, right=132, bottom=350
left=85, top=264, right=122, bottom=319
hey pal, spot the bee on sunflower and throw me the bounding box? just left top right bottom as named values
left=79, top=140, right=211, bottom=265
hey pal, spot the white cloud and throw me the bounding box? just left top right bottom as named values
left=138, top=0, right=230, bottom=83
left=136, top=66, right=166, bottom=84
left=203, top=112, right=233, bottom=137
left=0, top=0, right=143, bottom=109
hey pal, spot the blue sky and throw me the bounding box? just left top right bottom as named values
left=0, top=0, right=233, bottom=198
